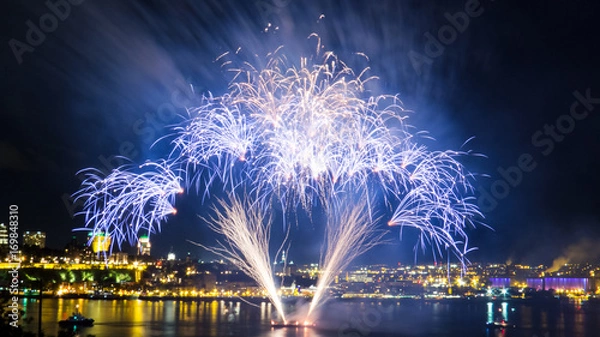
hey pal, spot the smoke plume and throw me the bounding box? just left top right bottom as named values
left=546, top=238, right=600, bottom=273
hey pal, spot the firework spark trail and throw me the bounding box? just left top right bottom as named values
left=388, top=186, right=479, bottom=261
left=170, top=97, right=254, bottom=197
left=191, top=194, right=287, bottom=322
left=307, top=191, right=385, bottom=321
left=73, top=161, right=183, bottom=250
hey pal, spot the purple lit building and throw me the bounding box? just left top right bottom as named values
left=527, top=278, right=544, bottom=290
left=489, top=277, right=511, bottom=288
left=526, top=277, right=590, bottom=292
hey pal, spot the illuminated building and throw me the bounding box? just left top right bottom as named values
left=0, top=224, right=7, bottom=259
left=109, top=252, right=129, bottom=264
left=23, top=231, right=46, bottom=248
left=167, top=252, right=176, bottom=261
left=489, top=277, right=511, bottom=288
left=89, top=232, right=111, bottom=253
left=273, top=251, right=294, bottom=276
left=138, top=235, right=151, bottom=256
left=0, top=223, right=7, bottom=246
left=526, top=277, right=590, bottom=292
left=347, top=268, right=373, bottom=283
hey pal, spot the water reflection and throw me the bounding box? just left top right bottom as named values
left=19, top=298, right=600, bottom=337
left=501, top=302, right=509, bottom=322
left=262, top=327, right=326, bottom=337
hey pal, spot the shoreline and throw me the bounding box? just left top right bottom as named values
left=5, top=293, right=584, bottom=304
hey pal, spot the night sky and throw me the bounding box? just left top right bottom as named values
left=2, top=0, right=599, bottom=266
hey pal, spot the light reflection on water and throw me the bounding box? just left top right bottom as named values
left=19, top=298, right=600, bottom=337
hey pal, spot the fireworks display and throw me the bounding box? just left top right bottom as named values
left=73, top=47, right=483, bottom=323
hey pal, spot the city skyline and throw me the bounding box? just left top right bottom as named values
left=5, top=228, right=600, bottom=271
left=5, top=239, right=600, bottom=295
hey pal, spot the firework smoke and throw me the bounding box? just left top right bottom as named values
left=546, top=237, right=600, bottom=273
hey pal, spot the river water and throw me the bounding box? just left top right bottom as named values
left=18, top=297, right=600, bottom=337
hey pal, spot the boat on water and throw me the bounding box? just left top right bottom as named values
left=58, top=305, right=94, bottom=327
left=59, top=314, right=94, bottom=327
left=485, top=319, right=515, bottom=329
left=270, top=320, right=315, bottom=328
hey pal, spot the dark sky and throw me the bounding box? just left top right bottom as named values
left=2, top=0, right=599, bottom=266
